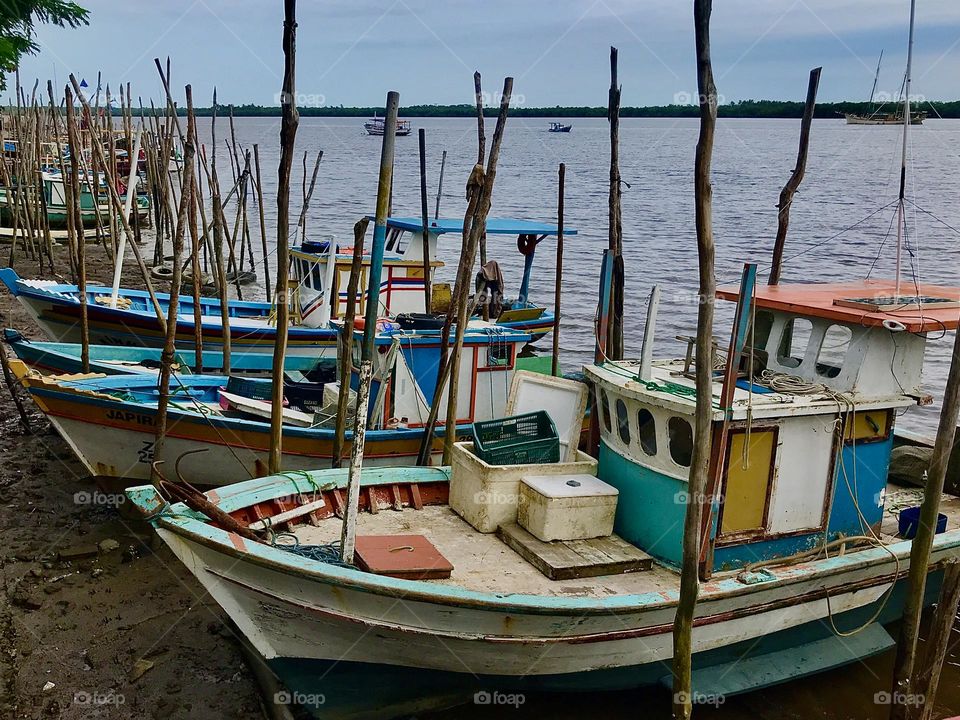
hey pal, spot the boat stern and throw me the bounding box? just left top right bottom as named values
left=0, top=267, right=22, bottom=295
left=126, top=484, right=169, bottom=523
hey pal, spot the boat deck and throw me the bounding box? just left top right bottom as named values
left=292, top=483, right=960, bottom=598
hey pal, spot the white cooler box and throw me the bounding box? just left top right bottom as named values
left=449, top=442, right=598, bottom=533
left=517, top=474, right=619, bottom=542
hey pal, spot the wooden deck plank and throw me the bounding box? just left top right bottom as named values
left=497, top=523, right=653, bottom=580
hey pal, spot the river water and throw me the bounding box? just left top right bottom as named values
left=198, top=115, right=960, bottom=719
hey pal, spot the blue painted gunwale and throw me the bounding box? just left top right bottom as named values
left=126, top=466, right=960, bottom=616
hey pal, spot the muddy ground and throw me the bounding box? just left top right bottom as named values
left=0, top=240, right=265, bottom=719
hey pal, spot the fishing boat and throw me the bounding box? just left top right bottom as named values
left=124, top=269, right=960, bottom=718
left=364, top=115, right=412, bottom=136
left=548, top=122, right=572, bottom=133
left=0, top=217, right=569, bottom=357
left=11, top=323, right=537, bottom=486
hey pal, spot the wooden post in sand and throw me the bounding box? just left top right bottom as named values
left=552, top=163, right=565, bottom=377
left=913, top=560, right=960, bottom=720
left=332, top=218, right=369, bottom=469
left=253, top=144, right=271, bottom=304
left=769, top=67, right=821, bottom=286
left=268, top=0, right=300, bottom=475
left=340, top=359, right=372, bottom=563
left=153, top=86, right=196, bottom=472
left=64, top=86, right=89, bottom=373
left=418, top=128, right=432, bottom=313
left=672, top=1, right=718, bottom=718
left=607, top=46, right=624, bottom=360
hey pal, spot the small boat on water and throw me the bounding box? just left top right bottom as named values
left=125, top=273, right=960, bottom=719
left=11, top=322, right=542, bottom=486
left=0, top=216, right=569, bottom=357
left=364, top=115, right=412, bottom=136
left=844, top=50, right=926, bottom=125
left=548, top=121, right=572, bottom=133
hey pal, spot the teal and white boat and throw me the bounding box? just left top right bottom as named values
left=125, top=272, right=960, bottom=718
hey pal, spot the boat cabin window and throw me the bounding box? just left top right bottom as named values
left=615, top=399, right=630, bottom=444
left=480, top=343, right=514, bottom=370
left=385, top=227, right=408, bottom=254
left=600, top=391, right=612, bottom=433
left=297, top=258, right=323, bottom=291
left=637, top=408, right=657, bottom=456
left=816, top=324, right=852, bottom=378
left=668, top=417, right=693, bottom=467
left=776, top=317, right=813, bottom=369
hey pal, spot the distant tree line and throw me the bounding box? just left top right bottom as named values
left=174, top=99, right=960, bottom=119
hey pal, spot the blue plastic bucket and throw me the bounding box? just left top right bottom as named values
left=898, top=506, right=948, bottom=539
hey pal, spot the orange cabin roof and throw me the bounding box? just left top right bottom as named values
left=716, top=280, right=960, bottom=333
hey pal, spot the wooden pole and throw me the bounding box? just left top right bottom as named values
left=154, top=85, right=196, bottom=473
left=768, top=66, right=821, bottom=286
left=551, top=162, right=565, bottom=377
left=890, top=304, right=960, bottom=719
left=607, top=46, right=624, bottom=360
left=434, top=149, right=447, bottom=219
left=914, top=560, right=960, bottom=720
left=64, top=86, right=89, bottom=373
left=418, top=128, right=432, bottom=313
left=360, top=91, right=399, bottom=364
left=672, top=2, right=718, bottom=718
left=340, top=359, right=373, bottom=564
left=253, top=144, right=271, bottom=303
left=67, top=74, right=167, bottom=331
left=442, top=77, right=513, bottom=465
left=332, top=218, right=369, bottom=469
left=209, top=90, right=231, bottom=372
left=268, top=0, right=301, bottom=475
left=473, top=72, right=487, bottom=266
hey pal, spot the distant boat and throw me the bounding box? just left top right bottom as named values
left=548, top=122, right=572, bottom=133
left=364, top=115, right=412, bottom=136
left=844, top=50, right=926, bottom=125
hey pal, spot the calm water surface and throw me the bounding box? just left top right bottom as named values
left=198, top=116, right=960, bottom=719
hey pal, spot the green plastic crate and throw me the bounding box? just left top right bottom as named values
left=225, top=375, right=272, bottom=402
left=471, top=411, right=560, bottom=466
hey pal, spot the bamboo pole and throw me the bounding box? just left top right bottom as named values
left=340, top=359, right=372, bottom=564
left=769, top=67, right=821, bottom=286
left=67, top=74, right=167, bottom=331
left=607, top=46, right=624, bottom=360
left=551, top=162, right=565, bottom=377
left=253, top=144, right=271, bottom=303
left=153, top=85, right=196, bottom=473
left=441, top=77, right=513, bottom=465
left=64, top=86, right=89, bottom=373
left=332, top=218, right=369, bottom=469
left=360, top=91, right=399, bottom=363
left=473, top=72, right=487, bottom=266
left=296, top=150, right=323, bottom=245
left=890, top=306, right=960, bottom=719
left=418, top=128, right=432, bottom=313
left=434, top=149, right=447, bottom=219
left=268, top=0, right=301, bottom=475
left=672, top=2, right=718, bottom=718
left=914, top=560, right=960, bottom=720
left=209, top=90, right=232, bottom=372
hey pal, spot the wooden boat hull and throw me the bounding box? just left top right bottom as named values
left=126, top=469, right=958, bottom=719
left=0, top=269, right=553, bottom=357
left=19, top=377, right=457, bottom=486
left=844, top=113, right=925, bottom=125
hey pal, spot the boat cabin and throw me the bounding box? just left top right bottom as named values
left=585, top=279, right=960, bottom=572
left=290, top=217, right=575, bottom=338
left=346, top=323, right=533, bottom=431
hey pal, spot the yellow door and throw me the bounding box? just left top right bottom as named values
left=721, top=429, right=776, bottom=535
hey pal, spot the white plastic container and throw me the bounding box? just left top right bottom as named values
left=449, top=442, right=598, bottom=533
left=517, top=474, right=619, bottom=542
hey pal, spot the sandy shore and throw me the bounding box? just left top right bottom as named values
left=0, top=240, right=264, bottom=719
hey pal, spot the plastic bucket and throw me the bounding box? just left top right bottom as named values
left=898, top=505, right=948, bottom=539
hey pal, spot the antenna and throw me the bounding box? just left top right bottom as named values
left=895, top=0, right=917, bottom=298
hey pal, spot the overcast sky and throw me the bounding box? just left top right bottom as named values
left=11, top=0, right=960, bottom=108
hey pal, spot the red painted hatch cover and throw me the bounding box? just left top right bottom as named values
left=354, top=534, right=454, bottom=579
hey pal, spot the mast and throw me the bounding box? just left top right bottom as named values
left=895, top=0, right=916, bottom=298
left=869, top=49, right=883, bottom=104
